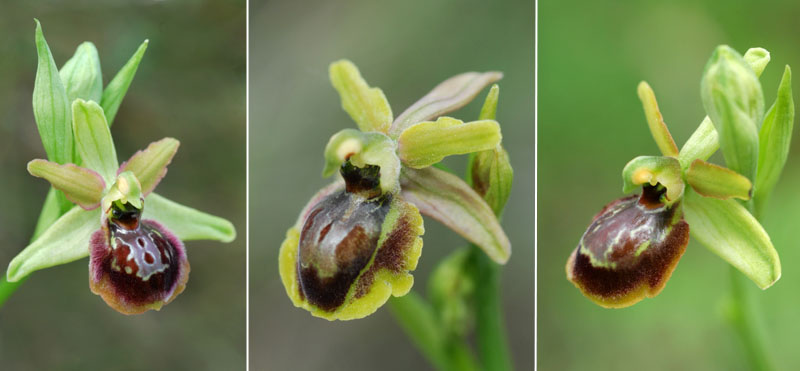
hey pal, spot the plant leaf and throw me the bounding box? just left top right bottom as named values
left=755, top=65, right=794, bottom=217
left=118, top=138, right=180, bottom=196
left=637, top=81, right=679, bottom=157
left=701, top=45, right=764, bottom=182
left=27, top=159, right=106, bottom=209
left=32, top=19, right=73, bottom=165
left=100, top=40, right=148, bottom=126
left=72, top=99, right=118, bottom=182
left=684, top=188, right=780, bottom=289
left=142, top=193, right=236, bottom=243
left=687, top=159, right=751, bottom=200
left=329, top=60, right=393, bottom=133
left=390, top=71, right=503, bottom=137
left=398, top=117, right=501, bottom=168
left=400, top=167, right=510, bottom=264
left=6, top=207, right=101, bottom=282
left=59, top=42, right=103, bottom=103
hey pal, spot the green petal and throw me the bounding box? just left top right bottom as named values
left=684, top=188, right=780, bottom=289
left=119, top=138, right=180, bottom=196
left=329, top=60, right=393, bottom=133
left=400, top=167, right=510, bottom=264
left=27, top=159, right=106, bottom=209
left=100, top=40, right=148, bottom=126
left=755, top=65, right=794, bottom=217
left=72, top=99, right=118, bottom=182
left=686, top=159, right=752, bottom=200
left=390, top=71, right=503, bottom=137
left=701, top=45, right=764, bottom=182
left=59, top=42, right=103, bottom=104
left=637, top=81, right=679, bottom=157
left=398, top=117, right=501, bottom=168
left=6, top=207, right=101, bottom=282
left=142, top=193, right=236, bottom=243
left=32, top=19, right=73, bottom=165
left=621, top=156, right=684, bottom=203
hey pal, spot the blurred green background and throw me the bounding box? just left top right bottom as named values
left=0, top=1, right=245, bottom=369
left=250, top=0, right=533, bottom=369
left=539, top=0, right=800, bottom=369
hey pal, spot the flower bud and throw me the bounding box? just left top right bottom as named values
left=89, top=201, right=189, bottom=314
left=566, top=185, right=689, bottom=308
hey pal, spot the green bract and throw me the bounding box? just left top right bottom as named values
left=567, top=45, right=794, bottom=307
left=280, top=60, right=511, bottom=320
left=4, top=22, right=235, bottom=315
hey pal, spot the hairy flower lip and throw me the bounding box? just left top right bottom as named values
left=566, top=185, right=690, bottom=308
left=89, top=214, right=189, bottom=315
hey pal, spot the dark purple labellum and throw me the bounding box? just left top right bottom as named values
left=90, top=203, right=189, bottom=315
left=297, top=191, right=392, bottom=311
left=566, top=185, right=689, bottom=308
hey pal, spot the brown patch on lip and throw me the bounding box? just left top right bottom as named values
left=354, top=214, right=414, bottom=299
left=566, top=190, right=690, bottom=308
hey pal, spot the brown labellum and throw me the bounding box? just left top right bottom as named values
left=566, top=185, right=689, bottom=308
left=89, top=203, right=189, bottom=315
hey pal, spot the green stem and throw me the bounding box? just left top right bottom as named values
left=471, top=247, right=513, bottom=371
left=729, top=267, right=772, bottom=370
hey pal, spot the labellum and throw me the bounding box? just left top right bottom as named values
left=90, top=201, right=189, bottom=315
left=280, top=160, right=424, bottom=320
left=566, top=185, right=690, bottom=308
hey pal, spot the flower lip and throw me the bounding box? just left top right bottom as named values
left=297, top=190, right=393, bottom=311
left=90, top=202, right=189, bottom=314
left=566, top=184, right=689, bottom=308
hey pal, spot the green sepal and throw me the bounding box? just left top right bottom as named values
left=6, top=207, right=101, bottom=282
left=322, top=129, right=400, bottom=194
left=118, top=137, right=180, bottom=196
left=684, top=188, right=780, bottom=289
left=102, top=171, right=144, bottom=212
left=701, top=45, right=764, bottom=182
left=621, top=156, right=684, bottom=203
left=754, top=65, right=794, bottom=217
left=398, top=117, right=501, bottom=169
left=400, top=167, right=510, bottom=264
left=686, top=159, right=752, bottom=200
left=59, top=42, right=103, bottom=104
left=329, top=60, right=393, bottom=133
left=744, top=48, right=770, bottom=78
left=142, top=193, right=236, bottom=243
left=32, top=19, right=73, bottom=166
left=678, top=117, right=719, bottom=170
left=390, top=71, right=503, bottom=137
left=637, top=81, right=679, bottom=157
left=72, top=99, right=118, bottom=182
left=27, top=159, right=106, bottom=210
left=100, top=40, right=148, bottom=126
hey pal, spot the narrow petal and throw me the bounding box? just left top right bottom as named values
left=27, top=159, right=106, bottom=209
left=687, top=159, right=752, bottom=200
left=400, top=167, right=510, bottom=264
left=390, top=71, right=502, bottom=137
left=398, top=117, right=502, bottom=168
left=118, top=138, right=180, bottom=196
left=566, top=186, right=689, bottom=308
left=142, top=193, right=236, bottom=243
left=100, top=40, right=148, bottom=126
left=72, top=99, right=118, bottom=181
left=32, top=19, right=73, bottom=165
left=684, top=188, right=780, bottom=289
left=329, top=60, right=393, bottom=133
left=637, top=81, right=679, bottom=157
left=6, top=207, right=101, bottom=282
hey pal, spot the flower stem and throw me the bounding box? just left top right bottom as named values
left=728, top=267, right=772, bottom=370
left=470, top=246, right=514, bottom=371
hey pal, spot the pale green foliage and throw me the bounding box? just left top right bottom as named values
left=71, top=99, right=118, bottom=182
left=100, top=40, right=148, bottom=126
